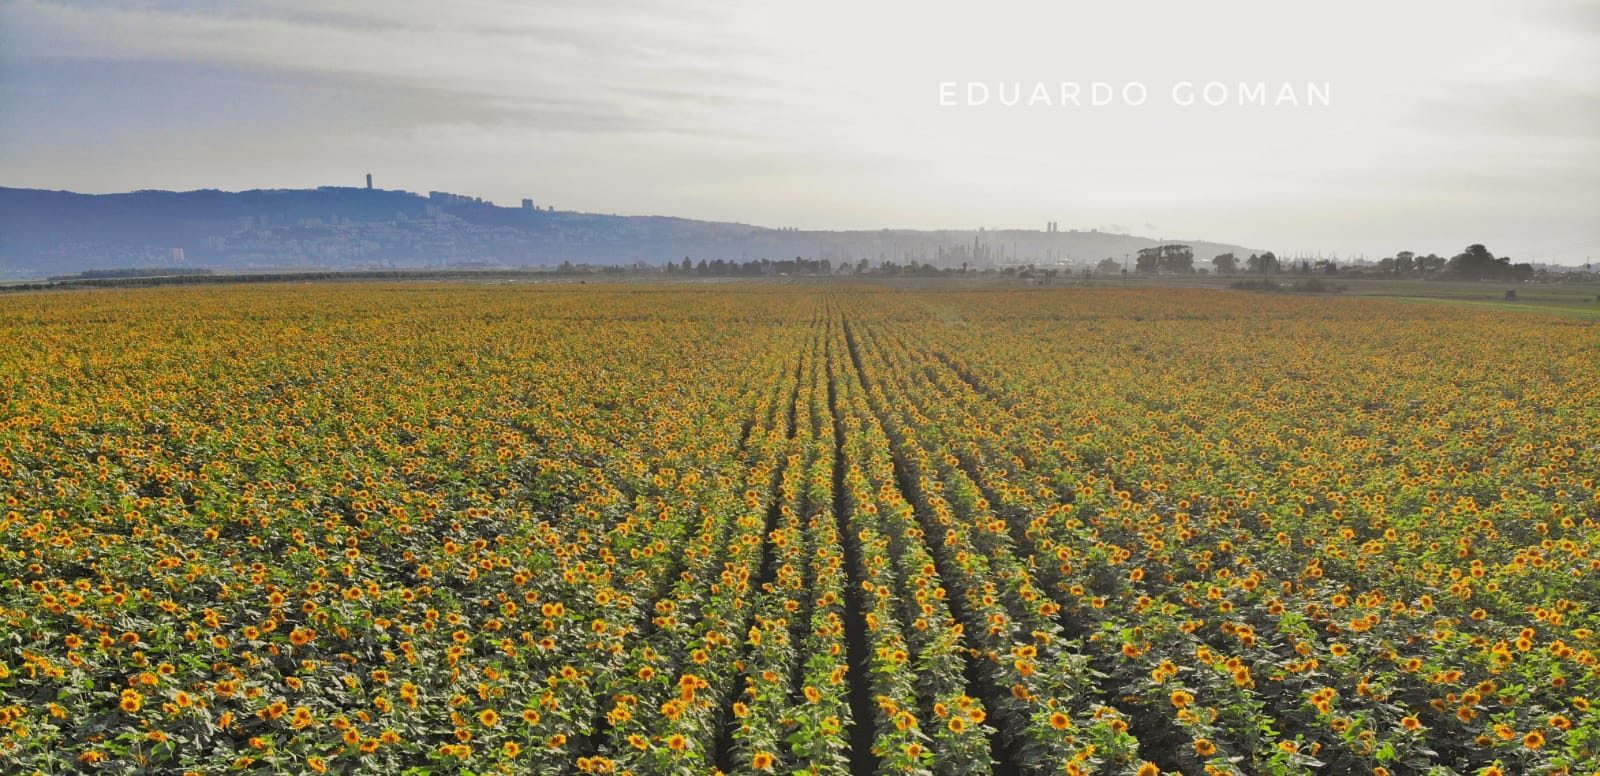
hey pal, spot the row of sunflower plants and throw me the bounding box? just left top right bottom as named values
left=832, top=367, right=995, bottom=775
left=723, top=330, right=841, bottom=775
left=856, top=318, right=1344, bottom=775
left=833, top=315, right=1141, bottom=776
left=863, top=290, right=1598, bottom=775
left=589, top=342, right=804, bottom=776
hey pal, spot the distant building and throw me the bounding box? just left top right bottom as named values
left=522, top=199, right=534, bottom=210
left=365, top=173, right=373, bottom=190
left=171, top=248, right=185, bottom=263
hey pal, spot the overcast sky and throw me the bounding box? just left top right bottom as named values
left=2, top=0, right=1596, bottom=261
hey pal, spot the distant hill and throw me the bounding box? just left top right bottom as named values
left=0, top=186, right=1264, bottom=276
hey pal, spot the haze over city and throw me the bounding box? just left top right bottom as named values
left=2, top=0, right=1597, bottom=262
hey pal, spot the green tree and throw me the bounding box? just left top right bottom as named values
left=1158, top=244, right=1195, bottom=273
left=1245, top=252, right=1279, bottom=274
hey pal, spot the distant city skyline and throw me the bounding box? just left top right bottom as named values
left=2, top=1, right=1597, bottom=263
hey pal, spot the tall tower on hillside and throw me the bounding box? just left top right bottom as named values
left=365, top=173, right=373, bottom=190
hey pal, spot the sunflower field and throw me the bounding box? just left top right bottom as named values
left=1, top=283, right=1596, bottom=775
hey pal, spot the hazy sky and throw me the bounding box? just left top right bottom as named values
left=2, top=0, right=1597, bottom=261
